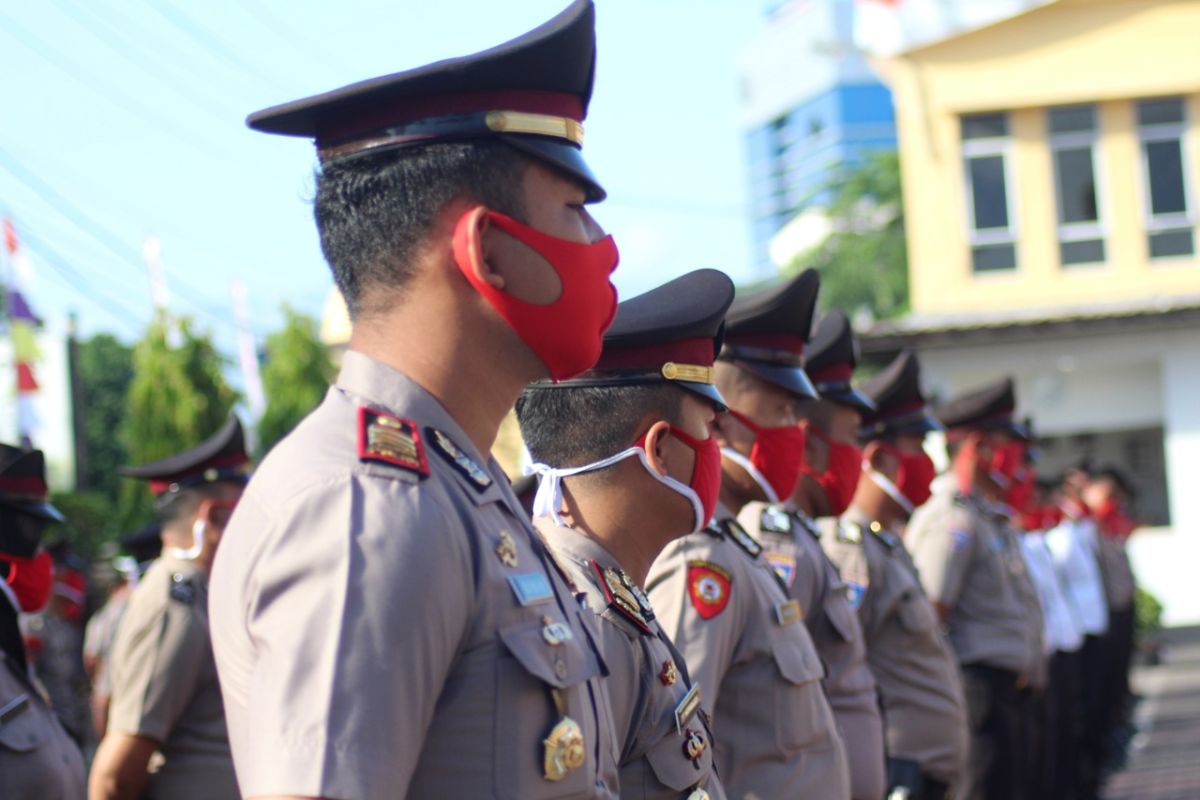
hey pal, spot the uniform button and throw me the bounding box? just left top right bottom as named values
left=554, top=658, right=568, bottom=680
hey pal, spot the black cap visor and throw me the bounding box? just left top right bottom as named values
left=733, top=360, right=818, bottom=401
left=818, top=385, right=877, bottom=414
left=502, top=136, right=605, bottom=201
left=0, top=498, right=65, bottom=524
left=679, top=381, right=728, bottom=414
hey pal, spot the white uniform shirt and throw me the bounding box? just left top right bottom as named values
left=1019, top=533, right=1084, bottom=654
left=1043, top=519, right=1109, bottom=636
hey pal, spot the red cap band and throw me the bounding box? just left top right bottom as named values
left=594, top=337, right=714, bottom=372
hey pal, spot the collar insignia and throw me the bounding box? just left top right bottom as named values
left=722, top=519, right=762, bottom=558
left=358, top=407, right=428, bottom=477
left=426, top=427, right=492, bottom=491
left=759, top=506, right=792, bottom=535
left=592, top=561, right=654, bottom=634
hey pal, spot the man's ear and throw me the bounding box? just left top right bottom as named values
left=456, top=205, right=505, bottom=290
left=640, top=420, right=673, bottom=477
left=863, top=441, right=895, bottom=479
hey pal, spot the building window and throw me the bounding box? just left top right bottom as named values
left=1137, top=97, right=1194, bottom=258
left=1049, top=105, right=1105, bottom=266
left=962, top=112, right=1016, bottom=272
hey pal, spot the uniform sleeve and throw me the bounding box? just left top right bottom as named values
left=233, top=476, right=475, bottom=800
left=107, top=592, right=207, bottom=742
left=646, top=541, right=744, bottom=717
left=792, top=535, right=828, bottom=626
left=909, top=507, right=977, bottom=610
left=596, top=615, right=650, bottom=761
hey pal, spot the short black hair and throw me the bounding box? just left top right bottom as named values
left=516, top=384, right=684, bottom=472
left=314, top=141, right=529, bottom=318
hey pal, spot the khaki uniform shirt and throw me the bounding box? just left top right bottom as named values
left=906, top=479, right=1030, bottom=676
left=740, top=503, right=885, bottom=800
left=539, top=520, right=725, bottom=800
left=0, top=649, right=85, bottom=799
left=210, top=352, right=619, bottom=800
left=646, top=504, right=849, bottom=800
left=987, top=510, right=1047, bottom=690
left=1097, top=535, right=1136, bottom=612
left=821, top=510, right=969, bottom=786
left=107, top=555, right=237, bottom=800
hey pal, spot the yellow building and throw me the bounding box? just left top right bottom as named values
left=868, top=0, right=1200, bottom=624
left=880, top=0, right=1200, bottom=314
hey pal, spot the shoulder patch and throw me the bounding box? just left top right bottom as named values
left=357, top=407, right=429, bottom=477
left=722, top=519, right=763, bottom=559
left=843, top=581, right=867, bottom=609
left=759, top=506, right=792, bottom=535
left=426, top=427, right=492, bottom=491
left=764, top=552, right=797, bottom=588
left=836, top=521, right=864, bottom=545
left=592, top=561, right=654, bottom=634
left=168, top=573, right=194, bottom=605
left=686, top=561, right=732, bottom=619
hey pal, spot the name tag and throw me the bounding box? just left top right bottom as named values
left=774, top=599, right=802, bottom=626
left=509, top=572, right=554, bottom=606
left=674, top=683, right=702, bottom=734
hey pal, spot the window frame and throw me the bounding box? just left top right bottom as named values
left=1136, top=98, right=1196, bottom=260
left=961, top=116, right=1019, bottom=273
left=1048, top=106, right=1108, bottom=267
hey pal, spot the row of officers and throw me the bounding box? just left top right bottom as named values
left=0, top=2, right=1144, bottom=798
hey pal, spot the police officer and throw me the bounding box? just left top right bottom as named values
left=89, top=416, right=248, bottom=800
left=208, top=3, right=622, bottom=798
left=647, top=271, right=851, bottom=800
left=738, top=310, right=885, bottom=800
left=0, top=444, right=86, bottom=799
left=906, top=378, right=1041, bottom=800
left=827, top=350, right=968, bottom=798
left=517, top=269, right=732, bottom=800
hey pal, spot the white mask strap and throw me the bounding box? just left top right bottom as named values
left=865, top=463, right=914, bottom=516
left=721, top=447, right=779, bottom=505
left=167, top=520, right=205, bottom=561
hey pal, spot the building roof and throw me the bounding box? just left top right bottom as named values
left=860, top=293, right=1200, bottom=354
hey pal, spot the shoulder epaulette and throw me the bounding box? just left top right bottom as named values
left=426, top=427, right=492, bottom=491
left=758, top=506, right=792, bottom=535
left=591, top=561, right=654, bottom=634
left=791, top=511, right=822, bottom=542
left=721, top=519, right=762, bottom=559
left=836, top=520, right=863, bottom=545
left=357, top=407, right=428, bottom=478
left=168, top=573, right=195, bottom=605
left=866, top=522, right=899, bottom=549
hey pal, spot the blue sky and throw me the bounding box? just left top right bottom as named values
left=0, top=0, right=767, bottom=354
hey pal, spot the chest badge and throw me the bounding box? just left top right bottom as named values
left=682, top=727, right=707, bottom=768
left=686, top=561, right=732, bottom=620
left=426, top=427, right=492, bottom=491
left=495, top=531, right=519, bottom=568
left=659, top=660, right=678, bottom=686
left=544, top=687, right=586, bottom=782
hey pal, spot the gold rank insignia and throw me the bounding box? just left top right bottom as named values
left=544, top=688, right=586, bottom=782
left=357, top=408, right=428, bottom=477
left=659, top=660, right=678, bottom=686
left=426, top=427, right=493, bottom=491
left=592, top=561, right=654, bottom=634
left=496, top=531, right=518, bottom=568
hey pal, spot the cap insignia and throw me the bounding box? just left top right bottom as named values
left=357, top=408, right=428, bottom=477
left=426, top=428, right=492, bottom=491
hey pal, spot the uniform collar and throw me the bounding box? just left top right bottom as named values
left=336, top=351, right=512, bottom=509
left=535, top=518, right=623, bottom=574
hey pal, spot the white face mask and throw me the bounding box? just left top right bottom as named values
left=530, top=446, right=709, bottom=534
left=864, top=461, right=914, bottom=516
left=166, top=520, right=205, bottom=561
left=720, top=447, right=779, bottom=505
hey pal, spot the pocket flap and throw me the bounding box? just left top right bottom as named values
left=768, top=628, right=824, bottom=685
left=0, top=692, right=47, bottom=753
left=498, top=615, right=601, bottom=689
left=824, top=590, right=861, bottom=642
left=645, top=728, right=709, bottom=791
left=896, top=591, right=938, bottom=634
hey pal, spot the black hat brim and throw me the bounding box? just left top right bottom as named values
left=0, top=498, right=65, bottom=524
left=732, top=360, right=818, bottom=401
left=678, top=381, right=728, bottom=414
left=819, top=385, right=877, bottom=414
left=502, top=136, right=605, bottom=202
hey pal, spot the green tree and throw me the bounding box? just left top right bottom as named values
left=119, top=317, right=237, bottom=524
left=76, top=334, right=134, bottom=499
left=787, top=150, right=909, bottom=322
left=257, top=306, right=334, bottom=457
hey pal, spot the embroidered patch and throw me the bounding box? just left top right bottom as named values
left=950, top=529, right=972, bottom=551
left=722, top=519, right=762, bottom=558
left=357, top=408, right=428, bottom=477
left=843, top=582, right=867, bottom=610
left=687, top=561, right=732, bottom=619
left=168, top=573, right=194, bottom=605
left=764, top=552, right=797, bottom=588
left=593, top=561, right=653, bottom=634
left=426, top=428, right=492, bottom=491
left=508, top=572, right=554, bottom=606
left=759, top=506, right=792, bottom=534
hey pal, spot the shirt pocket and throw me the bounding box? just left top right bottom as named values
left=896, top=590, right=938, bottom=635
left=0, top=692, right=49, bottom=753
left=494, top=612, right=606, bottom=800
left=643, top=708, right=714, bottom=793
left=768, top=626, right=828, bottom=753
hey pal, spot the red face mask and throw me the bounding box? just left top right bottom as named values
left=453, top=210, right=619, bottom=381
left=991, top=441, right=1025, bottom=482
left=724, top=409, right=807, bottom=504
left=800, top=423, right=862, bottom=517
left=635, top=426, right=722, bottom=529
left=880, top=442, right=937, bottom=509
left=1005, top=467, right=1037, bottom=518
left=0, top=550, right=53, bottom=614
